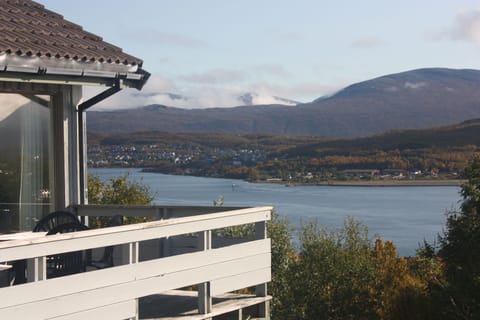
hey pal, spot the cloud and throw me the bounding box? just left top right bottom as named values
left=385, top=86, right=399, bottom=92
left=84, top=74, right=179, bottom=110
left=87, top=68, right=344, bottom=110
left=180, top=68, right=247, bottom=85
left=179, top=64, right=291, bottom=86
left=404, top=81, right=427, bottom=89
left=432, top=9, right=480, bottom=45
left=276, top=31, right=303, bottom=42
left=250, top=64, right=292, bottom=78
left=350, top=37, right=385, bottom=48
left=450, top=9, right=480, bottom=44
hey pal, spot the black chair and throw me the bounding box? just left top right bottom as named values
left=46, top=222, right=89, bottom=278
left=10, top=211, right=81, bottom=284
left=33, top=210, right=80, bottom=232
left=0, top=265, right=14, bottom=287
left=87, top=215, right=123, bottom=270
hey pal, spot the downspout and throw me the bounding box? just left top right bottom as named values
left=77, top=79, right=122, bottom=213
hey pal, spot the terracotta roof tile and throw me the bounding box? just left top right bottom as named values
left=0, top=0, right=143, bottom=67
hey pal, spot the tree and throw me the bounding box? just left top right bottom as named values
left=87, top=174, right=154, bottom=227
left=270, top=216, right=433, bottom=320
left=287, top=217, right=377, bottom=320
left=437, top=156, right=480, bottom=319
left=267, top=211, right=296, bottom=319
left=372, top=239, right=432, bottom=320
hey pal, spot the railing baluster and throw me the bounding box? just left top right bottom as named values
left=130, top=242, right=139, bottom=264
left=198, top=230, right=212, bottom=316
left=27, top=257, right=46, bottom=282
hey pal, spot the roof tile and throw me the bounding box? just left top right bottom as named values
left=0, top=0, right=143, bottom=66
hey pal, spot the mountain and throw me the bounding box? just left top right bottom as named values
left=87, top=68, right=480, bottom=138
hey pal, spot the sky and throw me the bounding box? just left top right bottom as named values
left=40, top=0, right=480, bottom=109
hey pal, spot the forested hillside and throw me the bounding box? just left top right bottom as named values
left=88, top=119, right=480, bottom=182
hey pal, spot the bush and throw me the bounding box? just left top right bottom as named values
left=87, top=174, right=154, bottom=227
left=270, top=216, right=433, bottom=320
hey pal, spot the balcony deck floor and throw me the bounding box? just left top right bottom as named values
left=139, top=290, right=271, bottom=320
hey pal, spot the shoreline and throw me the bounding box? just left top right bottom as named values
left=287, top=179, right=465, bottom=187
left=138, top=168, right=464, bottom=187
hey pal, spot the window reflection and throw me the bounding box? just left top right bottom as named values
left=0, top=94, right=52, bottom=232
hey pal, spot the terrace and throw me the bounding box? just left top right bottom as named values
left=0, top=205, right=272, bottom=319
left=0, top=1, right=272, bottom=319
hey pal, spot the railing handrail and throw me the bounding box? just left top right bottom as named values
left=0, top=206, right=272, bottom=262
left=73, top=204, right=251, bottom=218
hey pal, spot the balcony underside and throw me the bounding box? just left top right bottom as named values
left=140, top=290, right=271, bottom=320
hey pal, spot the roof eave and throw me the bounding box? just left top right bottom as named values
left=0, top=53, right=149, bottom=90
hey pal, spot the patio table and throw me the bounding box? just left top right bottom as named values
left=0, top=231, right=47, bottom=242
left=0, top=231, right=47, bottom=284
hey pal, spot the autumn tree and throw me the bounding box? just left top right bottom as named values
left=372, top=239, right=432, bottom=320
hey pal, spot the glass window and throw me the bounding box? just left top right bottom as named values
left=0, top=93, right=52, bottom=232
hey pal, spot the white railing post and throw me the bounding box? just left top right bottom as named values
left=198, top=230, right=212, bottom=316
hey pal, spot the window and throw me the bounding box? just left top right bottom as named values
left=0, top=94, right=52, bottom=232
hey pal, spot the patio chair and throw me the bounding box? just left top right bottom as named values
left=46, top=222, right=89, bottom=278
left=87, top=215, right=123, bottom=269
left=33, top=210, right=80, bottom=232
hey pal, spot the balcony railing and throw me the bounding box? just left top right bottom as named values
left=0, top=205, right=272, bottom=320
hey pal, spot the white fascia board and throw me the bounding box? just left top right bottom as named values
left=82, top=70, right=117, bottom=78
left=0, top=53, right=138, bottom=73
left=0, top=53, right=148, bottom=89
left=44, top=67, right=83, bottom=76
left=5, top=65, right=39, bottom=74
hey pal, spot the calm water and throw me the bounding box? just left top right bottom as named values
left=91, top=168, right=462, bottom=256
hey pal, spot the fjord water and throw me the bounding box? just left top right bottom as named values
left=92, top=168, right=461, bottom=256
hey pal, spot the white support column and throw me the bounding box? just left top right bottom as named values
left=68, top=86, right=82, bottom=207
left=79, top=102, right=88, bottom=226
left=198, top=230, right=212, bottom=316
left=52, top=85, right=82, bottom=210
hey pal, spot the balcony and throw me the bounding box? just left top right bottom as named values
left=0, top=205, right=272, bottom=320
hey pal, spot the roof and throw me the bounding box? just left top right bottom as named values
left=0, top=0, right=149, bottom=89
